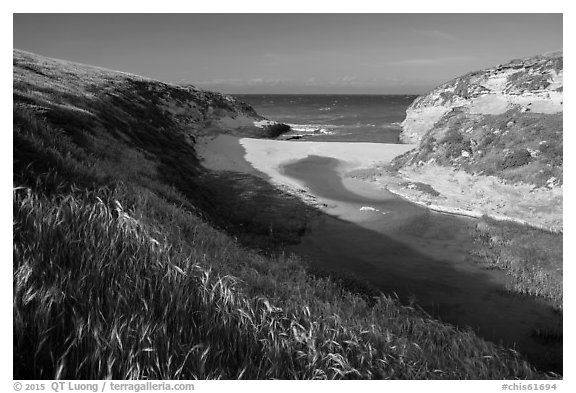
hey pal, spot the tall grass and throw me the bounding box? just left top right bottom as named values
left=13, top=185, right=546, bottom=379
left=470, top=219, right=563, bottom=310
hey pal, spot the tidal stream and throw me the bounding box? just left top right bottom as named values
left=282, top=155, right=562, bottom=373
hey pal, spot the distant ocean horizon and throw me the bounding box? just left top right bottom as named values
left=234, top=94, right=418, bottom=143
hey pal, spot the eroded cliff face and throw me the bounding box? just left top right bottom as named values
left=395, top=53, right=563, bottom=188
left=400, top=53, right=563, bottom=144
left=13, top=49, right=270, bottom=144
left=365, top=53, right=564, bottom=232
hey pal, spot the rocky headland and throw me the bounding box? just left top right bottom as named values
left=351, top=52, right=563, bottom=232
left=400, top=52, right=563, bottom=144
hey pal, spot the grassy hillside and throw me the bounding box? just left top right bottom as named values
left=469, top=217, right=562, bottom=310
left=13, top=50, right=551, bottom=379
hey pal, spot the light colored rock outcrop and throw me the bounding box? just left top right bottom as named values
left=400, top=52, right=563, bottom=144
left=370, top=52, right=565, bottom=231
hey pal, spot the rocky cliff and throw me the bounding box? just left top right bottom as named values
left=400, top=52, right=563, bottom=144
left=355, top=53, right=563, bottom=232
left=395, top=52, right=563, bottom=189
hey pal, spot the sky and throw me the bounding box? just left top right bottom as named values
left=13, top=14, right=562, bottom=94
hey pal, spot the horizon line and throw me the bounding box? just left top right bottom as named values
left=229, top=92, right=424, bottom=96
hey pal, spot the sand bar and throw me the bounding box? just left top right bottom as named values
left=197, top=135, right=562, bottom=232
left=196, top=134, right=415, bottom=191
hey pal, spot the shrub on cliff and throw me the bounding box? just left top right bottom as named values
left=441, top=129, right=470, bottom=159
left=539, top=141, right=563, bottom=167
left=500, top=149, right=532, bottom=170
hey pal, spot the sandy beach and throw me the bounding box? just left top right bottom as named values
left=197, top=134, right=415, bottom=205
left=197, top=134, right=562, bottom=233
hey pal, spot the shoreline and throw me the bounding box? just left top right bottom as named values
left=346, top=165, right=563, bottom=234
left=196, top=134, right=415, bottom=215
left=384, top=185, right=562, bottom=233
left=196, top=135, right=562, bottom=234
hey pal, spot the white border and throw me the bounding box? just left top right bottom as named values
left=4, top=4, right=572, bottom=390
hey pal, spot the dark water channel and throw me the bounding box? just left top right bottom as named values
left=282, top=155, right=562, bottom=373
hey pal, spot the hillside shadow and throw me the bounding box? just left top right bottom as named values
left=198, top=156, right=562, bottom=375
left=307, top=213, right=563, bottom=374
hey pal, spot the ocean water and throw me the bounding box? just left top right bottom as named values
left=235, top=94, right=417, bottom=143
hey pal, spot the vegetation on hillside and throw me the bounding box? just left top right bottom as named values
left=401, top=52, right=562, bottom=145
left=13, top=50, right=554, bottom=379
left=421, top=53, right=563, bottom=107
left=392, top=108, right=563, bottom=188
left=470, top=218, right=563, bottom=310
left=388, top=54, right=563, bottom=327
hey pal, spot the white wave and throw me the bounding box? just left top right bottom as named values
left=360, top=206, right=379, bottom=212
left=287, top=123, right=336, bottom=135
left=382, top=121, right=403, bottom=128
